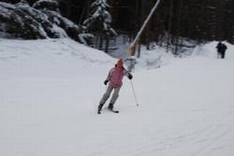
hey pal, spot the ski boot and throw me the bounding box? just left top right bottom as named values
left=108, top=103, right=119, bottom=113
left=108, top=103, right=114, bottom=110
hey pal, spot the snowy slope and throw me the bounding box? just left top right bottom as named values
left=1, top=38, right=234, bottom=156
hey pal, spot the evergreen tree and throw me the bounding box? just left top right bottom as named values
left=83, top=0, right=116, bottom=52
left=0, top=0, right=82, bottom=40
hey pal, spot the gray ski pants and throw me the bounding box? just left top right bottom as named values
left=99, top=85, right=121, bottom=107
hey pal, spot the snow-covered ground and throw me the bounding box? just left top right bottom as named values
left=1, top=38, right=234, bottom=156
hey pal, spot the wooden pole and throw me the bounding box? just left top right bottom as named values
left=126, top=0, right=161, bottom=56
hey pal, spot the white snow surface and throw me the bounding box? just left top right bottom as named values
left=1, top=38, right=234, bottom=156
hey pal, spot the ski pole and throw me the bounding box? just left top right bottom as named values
left=130, top=80, right=139, bottom=106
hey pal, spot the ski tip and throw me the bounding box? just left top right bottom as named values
left=110, top=109, right=119, bottom=113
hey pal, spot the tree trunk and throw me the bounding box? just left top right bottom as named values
left=105, top=33, right=110, bottom=53
left=166, top=0, right=173, bottom=53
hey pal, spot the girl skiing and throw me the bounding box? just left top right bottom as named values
left=98, top=59, right=133, bottom=114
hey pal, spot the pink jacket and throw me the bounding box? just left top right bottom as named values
left=106, top=66, right=130, bottom=88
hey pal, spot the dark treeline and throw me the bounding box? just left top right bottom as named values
left=60, top=0, right=234, bottom=43
left=3, top=0, right=234, bottom=50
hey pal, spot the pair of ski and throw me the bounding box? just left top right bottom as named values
left=98, top=108, right=119, bottom=114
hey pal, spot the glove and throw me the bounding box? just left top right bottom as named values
left=128, top=74, right=133, bottom=80
left=104, top=80, right=109, bottom=85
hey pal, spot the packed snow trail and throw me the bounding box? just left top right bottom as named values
left=0, top=38, right=234, bottom=156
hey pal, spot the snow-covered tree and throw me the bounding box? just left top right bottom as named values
left=83, top=0, right=116, bottom=52
left=33, top=0, right=80, bottom=40
left=0, top=0, right=83, bottom=41
left=0, top=1, right=48, bottom=39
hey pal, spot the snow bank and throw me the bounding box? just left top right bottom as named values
left=192, top=41, right=234, bottom=59
left=0, top=38, right=116, bottom=77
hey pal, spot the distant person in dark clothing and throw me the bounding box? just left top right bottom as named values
left=216, top=41, right=227, bottom=59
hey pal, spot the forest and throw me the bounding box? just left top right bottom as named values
left=1, top=0, right=234, bottom=54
